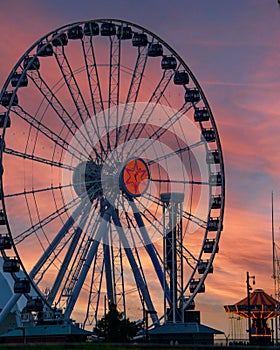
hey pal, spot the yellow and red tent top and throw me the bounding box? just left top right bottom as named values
left=224, top=289, right=279, bottom=320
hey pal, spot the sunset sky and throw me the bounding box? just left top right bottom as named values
left=1, top=0, right=280, bottom=337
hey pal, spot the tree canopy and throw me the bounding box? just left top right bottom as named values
left=93, top=304, right=141, bottom=342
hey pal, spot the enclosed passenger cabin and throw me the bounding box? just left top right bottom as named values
left=3, top=258, right=20, bottom=273
left=201, top=128, right=216, bottom=142
left=67, top=25, right=83, bottom=40
left=148, top=43, right=163, bottom=57
left=207, top=217, right=220, bottom=231
left=23, top=56, right=40, bottom=71
left=194, top=108, right=210, bottom=122
left=11, top=72, right=28, bottom=88
left=26, top=298, right=44, bottom=312
left=1, top=91, right=18, bottom=107
left=203, top=239, right=219, bottom=254
left=174, top=71, right=189, bottom=85
left=84, top=21, right=99, bottom=36
left=117, top=26, right=133, bottom=40
left=132, top=33, right=148, bottom=47
left=206, top=150, right=220, bottom=164
left=185, top=88, right=200, bottom=103
left=0, top=113, right=11, bottom=128
left=189, top=279, right=205, bottom=293
left=211, top=195, right=222, bottom=209
left=209, top=172, right=222, bottom=186
left=198, top=260, right=213, bottom=274
left=161, top=56, right=177, bottom=70
left=14, top=279, right=31, bottom=294
left=0, top=235, right=12, bottom=250
left=181, top=297, right=195, bottom=310
left=37, top=42, right=53, bottom=57
left=100, top=22, right=116, bottom=36
left=52, top=32, right=68, bottom=47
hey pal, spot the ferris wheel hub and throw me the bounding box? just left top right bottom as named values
left=72, top=160, right=103, bottom=200
left=119, top=158, right=150, bottom=197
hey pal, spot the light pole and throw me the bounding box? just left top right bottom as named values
left=246, top=272, right=255, bottom=344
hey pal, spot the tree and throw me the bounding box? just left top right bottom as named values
left=93, top=304, right=141, bottom=342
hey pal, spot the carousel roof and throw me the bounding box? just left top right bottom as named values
left=224, top=289, right=279, bottom=320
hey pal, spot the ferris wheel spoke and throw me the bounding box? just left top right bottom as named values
left=125, top=46, right=148, bottom=105
left=112, top=239, right=127, bottom=316
left=111, top=36, right=121, bottom=148
left=13, top=196, right=80, bottom=245
left=4, top=183, right=73, bottom=199
left=81, top=38, right=107, bottom=156
left=11, top=105, right=84, bottom=163
left=109, top=235, right=127, bottom=313
left=53, top=47, right=102, bottom=161
left=29, top=199, right=85, bottom=279
left=47, top=201, right=93, bottom=304
left=143, top=192, right=208, bottom=228
left=108, top=36, right=121, bottom=109
left=125, top=70, right=174, bottom=145
left=83, top=250, right=105, bottom=327
left=26, top=71, right=96, bottom=160
left=181, top=245, right=198, bottom=268
left=147, top=140, right=204, bottom=166
left=111, top=209, right=159, bottom=324
left=182, top=211, right=207, bottom=229
left=82, top=37, right=105, bottom=115
left=124, top=95, right=191, bottom=163
left=57, top=205, right=101, bottom=306
left=126, top=104, right=193, bottom=164
left=64, top=204, right=114, bottom=319
left=82, top=36, right=109, bottom=157
left=134, top=197, right=164, bottom=234
left=127, top=102, right=193, bottom=164
left=120, top=204, right=148, bottom=248
left=135, top=62, right=182, bottom=138
left=150, top=178, right=209, bottom=185
left=3, top=147, right=73, bottom=171
left=104, top=35, right=121, bottom=152
left=59, top=201, right=101, bottom=301
left=34, top=225, right=75, bottom=285
left=119, top=46, right=148, bottom=145
left=118, top=197, right=164, bottom=268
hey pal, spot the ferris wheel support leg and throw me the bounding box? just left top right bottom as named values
left=64, top=204, right=114, bottom=320
left=103, top=242, right=115, bottom=305
left=47, top=203, right=92, bottom=304
left=0, top=293, right=22, bottom=324
left=112, top=209, right=159, bottom=325
left=29, top=201, right=84, bottom=279
left=129, top=199, right=171, bottom=304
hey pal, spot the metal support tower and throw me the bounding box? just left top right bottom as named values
left=161, top=192, right=184, bottom=323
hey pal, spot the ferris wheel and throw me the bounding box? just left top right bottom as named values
left=0, top=19, right=225, bottom=328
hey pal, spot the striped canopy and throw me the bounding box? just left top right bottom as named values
left=224, top=289, right=279, bottom=320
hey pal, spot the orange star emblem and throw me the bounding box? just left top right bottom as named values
left=121, top=158, right=149, bottom=196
